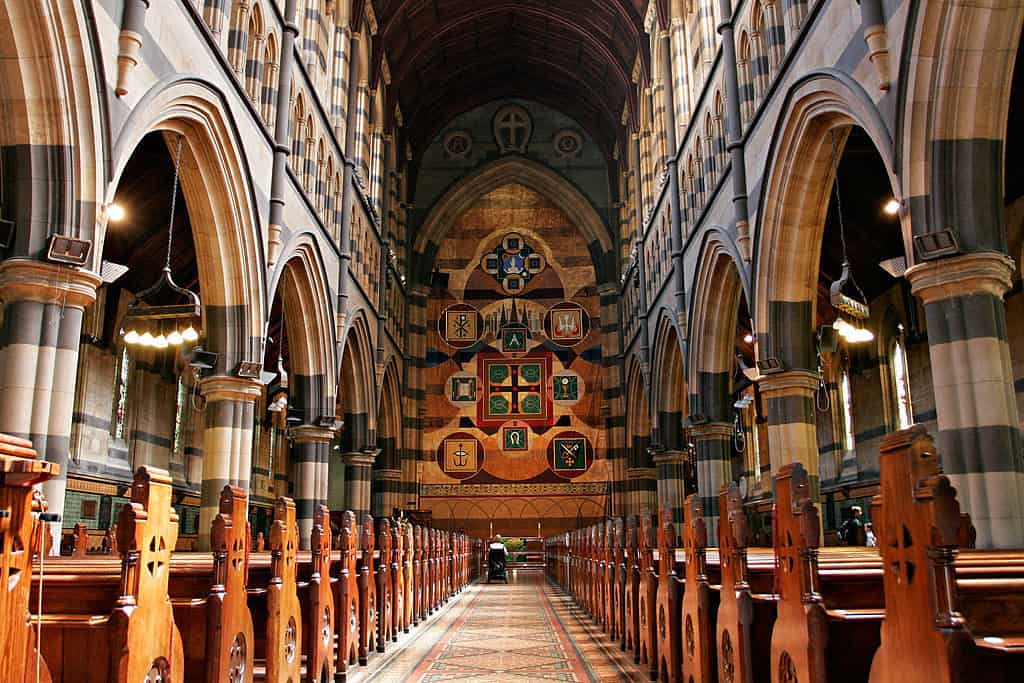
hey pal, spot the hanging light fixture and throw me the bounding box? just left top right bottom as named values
left=827, top=131, right=874, bottom=344
left=121, top=135, right=202, bottom=350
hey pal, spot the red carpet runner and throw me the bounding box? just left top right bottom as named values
left=360, top=570, right=647, bottom=682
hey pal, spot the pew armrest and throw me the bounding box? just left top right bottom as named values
left=29, top=613, right=110, bottom=627
left=825, top=608, right=886, bottom=621
left=751, top=593, right=779, bottom=602
left=974, top=635, right=1024, bottom=653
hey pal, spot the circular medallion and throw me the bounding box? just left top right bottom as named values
left=436, top=432, right=485, bottom=481
left=499, top=421, right=531, bottom=453
left=547, top=431, right=593, bottom=479
left=439, top=303, right=482, bottom=349
left=551, top=370, right=584, bottom=407
left=443, top=130, right=472, bottom=159
left=446, top=371, right=479, bottom=407
left=544, top=301, right=591, bottom=347
left=553, top=129, right=583, bottom=159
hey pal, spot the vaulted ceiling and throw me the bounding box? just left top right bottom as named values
left=374, top=0, right=649, bottom=159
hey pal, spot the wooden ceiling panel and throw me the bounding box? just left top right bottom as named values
left=375, top=0, right=648, bottom=158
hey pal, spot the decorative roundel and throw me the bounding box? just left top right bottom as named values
left=439, top=303, right=482, bottom=349
left=551, top=370, right=584, bottom=407
left=480, top=233, right=546, bottom=295
left=553, top=129, right=583, bottom=159
left=547, top=431, right=593, bottom=479
left=437, top=432, right=484, bottom=481
left=544, top=301, right=591, bottom=347
left=446, top=371, right=479, bottom=407
left=443, top=130, right=472, bottom=159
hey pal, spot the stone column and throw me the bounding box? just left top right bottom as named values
left=198, top=375, right=262, bottom=549
left=758, top=370, right=821, bottom=501
left=344, top=450, right=377, bottom=517
left=372, top=467, right=402, bottom=518
left=290, top=424, right=334, bottom=547
left=691, top=423, right=733, bottom=544
left=653, top=447, right=689, bottom=542
left=627, top=466, right=658, bottom=516
left=906, top=252, right=1024, bottom=547
left=0, top=260, right=100, bottom=552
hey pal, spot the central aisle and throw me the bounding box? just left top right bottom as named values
left=360, top=570, right=648, bottom=682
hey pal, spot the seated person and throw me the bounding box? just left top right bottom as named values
left=487, top=534, right=509, bottom=583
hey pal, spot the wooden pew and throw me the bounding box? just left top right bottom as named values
left=0, top=432, right=59, bottom=683
left=680, top=496, right=714, bottom=683
left=391, top=521, right=404, bottom=639
left=638, top=512, right=658, bottom=678
left=603, top=521, right=616, bottom=636
left=333, top=510, right=359, bottom=680
left=610, top=517, right=625, bottom=644
left=715, top=483, right=755, bottom=683
left=656, top=507, right=683, bottom=683
left=402, top=524, right=414, bottom=632
left=71, top=523, right=88, bottom=558
left=412, top=525, right=424, bottom=626
left=34, top=466, right=186, bottom=683
left=187, top=484, right=255, bottom=683
left=262, top=497, right=302, bottom=682
left=623, top=515, right=641, bottom=659
left=375, top=517, right=392, bottom=651
left=303, top=504, right=334, bottom=683
left=870, top=427, right=1024, bottom=682
left=356, top=514, right=377, bottom=664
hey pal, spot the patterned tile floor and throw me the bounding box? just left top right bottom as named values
left=354, top=570, right=648, bottom=682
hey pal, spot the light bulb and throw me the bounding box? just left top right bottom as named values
left=167, top=330, right=184, bottom=345
left=182, top=326, right=199, bottom=342
left=883, top=198, right=900, bottom=216
left=154, top=334, right=169, bottom=349
left=139, top=332, right=155, bottom=347
left=743, top=333, right=754, bottom=344
left=848, top=327, right=875, bottom=343
left=107, top=203, right=126, bottom=222
left=124, top=330, right=140, bottom=345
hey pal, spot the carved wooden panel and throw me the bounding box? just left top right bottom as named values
left=717, top=483, right=753, bottom=683
left=304, top=504, right=334, bottom=682
left=265, top=497, right=302, bottom=683
left=334, top=510, right=359, bottom=676
left=656, top=507, right=682, bottom=683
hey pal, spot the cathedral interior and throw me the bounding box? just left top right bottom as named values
left=1, top=0, right=1024, bottom=681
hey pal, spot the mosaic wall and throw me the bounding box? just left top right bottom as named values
left=422, top=183, right=609, bottom=537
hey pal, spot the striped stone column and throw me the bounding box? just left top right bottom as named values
left=0, top=260, right=100, bottom=553
left=627, top=466, right=657, bottom=516
left=198, top=375, right=262, bottom=550
left=652, top=448, right=688, bottom=542
left=670, top=18, right=691, bottom=130
left=906, top=252, right=1024, bottom=547
left=372, top=468, right=402, bottom=518
left=290, top=424, right=333, bottom=548
left=758, top=369, right=820, bottom=502
left=344, top=450, right=377, bottom=517
left=690, top=422, right=733, bottom=545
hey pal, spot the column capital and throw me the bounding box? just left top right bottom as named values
left=756, top=369, right=819, bottom=396
left=0, top=259, right=101, bottom=309
left=689, top=422, right=733, bottom=440
left=199, top=375, right=263, bottom=402
left=374, top=468, right=402, bottom=481
left=904, top=251, right=1015, bottom=304
left=342, top=451, right=377, bottom=467
left=289, top=425, right=336, bottom=444
left=627, top=466, right=657, bottom=480
left=652, top=449, right=688, bottom=465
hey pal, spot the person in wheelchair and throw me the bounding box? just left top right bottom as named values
left=487, top=534, right=509, bottom=584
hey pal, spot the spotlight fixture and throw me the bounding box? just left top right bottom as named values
left=107, top=203, right=126, bottom=222
left=883, top=198, right=900, bottom=216
left=756, top=357, right=785, bottom=374
left=45, top=234, right=92, bottom=267
left=236, top=361, right=263, bottom=379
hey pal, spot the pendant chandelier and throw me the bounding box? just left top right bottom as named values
left=827, top=131, right=874, bottom=344
left=121, top=135, right=202, bottom=350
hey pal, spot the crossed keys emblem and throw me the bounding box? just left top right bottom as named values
left=559, top=441, right=581, bottom=467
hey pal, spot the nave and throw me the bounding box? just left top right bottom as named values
left=359, top=571, right=647, bottom=682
